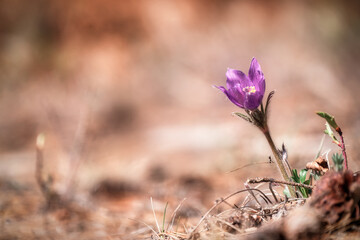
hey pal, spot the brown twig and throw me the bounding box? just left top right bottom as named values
left=244, top=183, right=264, bottom=207
left=246, top=177, right=314, bottom=190
left=269, top=182, right=279, bottom=203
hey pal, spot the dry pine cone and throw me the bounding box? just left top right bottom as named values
left=310, top=170, right=360, bottom=225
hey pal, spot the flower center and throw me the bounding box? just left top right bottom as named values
left=243, top=86, right=256, bottom=94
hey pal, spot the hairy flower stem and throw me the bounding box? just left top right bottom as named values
left=337, top=128, right=348, bottom=170
left=262, top=127, right=296, bottom=198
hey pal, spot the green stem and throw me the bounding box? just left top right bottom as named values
left=262, top=128, right=296, bottom=198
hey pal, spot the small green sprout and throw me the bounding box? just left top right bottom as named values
left=316, top=111, right=348, bottom=170
left=332, top=153, right=344, bottom=172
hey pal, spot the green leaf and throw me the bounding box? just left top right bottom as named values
left=325, top=122, right=333, bottom=136
left=299, top=169, right=308, bottom=183
left=299, top=187, right=308, bottom=198
left=316, top=112, right=339, bottom=130
left=233, top=112, right=252, bottom=123
left=324, top=122, right=339, bottom=144
left=291, top=169, right=300, bottom=183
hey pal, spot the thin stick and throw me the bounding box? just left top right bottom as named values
left=241, top=182, right=265, bottom=207
left=269, top=182, right=279, bottom=203
left=226, top=161, right=272, bottom=173
left=244, top=183, right=262, bottom=207
left=259, top=194, right=272, bottom=205
left=247, top=177, right=313, bottom=189
left=222, top=199, right=240, bottom=209
left=245, top=184, right=273, bottom=205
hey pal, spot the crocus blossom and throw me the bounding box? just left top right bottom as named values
left=215, top=58, right=266, bottom=110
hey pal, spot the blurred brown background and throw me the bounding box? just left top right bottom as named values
left=0, top=0, right=360, bottom=238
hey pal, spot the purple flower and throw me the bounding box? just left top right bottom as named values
left=215, top=58, right=266, bottom=110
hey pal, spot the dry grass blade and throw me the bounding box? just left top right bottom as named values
left=190, top=188, right=271, bottom=234
left=167, top=198, right=187, bottom=232
left=150, top=197, right=161, bottom=233
left=269, top=182, right=279, bottom=203
left=128, top=218, right=160, bottom=238
left=65, top=107, right=88, bottom=197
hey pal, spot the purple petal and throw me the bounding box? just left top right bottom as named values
left=214, top=85, right=244, bottom=108
left=226, top=68, right=251, bottom=89
left=244, top=92, right=263, bottom=110
left=248, top=58, right=265, bottom=94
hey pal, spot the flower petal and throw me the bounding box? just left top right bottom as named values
left=226, top=68, right=251, bottom=89
left=244, top=93, right=262, bottom=110
left=227, top=87, right=245, bottom=107
left=248, top=58, right=265, bottom=94
left=214, top=85, right=244, bottom=108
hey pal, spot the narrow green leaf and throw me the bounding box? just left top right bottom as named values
left=300, top=187, right=308, bottom=198
left=291, top=169, right=300, bottom=183
left=162, top=202, right=168, bottom=232
left=316, top=111, right=339, bottom=130
left=299, top=169, right=308, bottom=183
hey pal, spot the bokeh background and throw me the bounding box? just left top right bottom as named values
left=1, top=0, right=360, bottom=238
